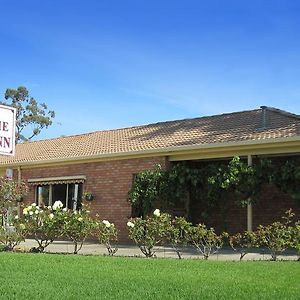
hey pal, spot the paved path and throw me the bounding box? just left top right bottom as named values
left=19, top=239, right=298, bottom=261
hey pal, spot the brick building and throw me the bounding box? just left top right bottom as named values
left=0, top=106, right=299, bottom=241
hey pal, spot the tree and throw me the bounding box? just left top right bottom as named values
left=1, top=86, right=55, bottom=143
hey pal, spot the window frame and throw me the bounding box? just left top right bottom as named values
left=35, top=182, right=83, bottom=210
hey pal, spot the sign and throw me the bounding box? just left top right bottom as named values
left=0, top=104, right=16, bottom=156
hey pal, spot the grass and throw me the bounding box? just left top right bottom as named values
left=0, top=253, right=299, bottom=299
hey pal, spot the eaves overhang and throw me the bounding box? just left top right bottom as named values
left=1, top=136, right=300, bottom=169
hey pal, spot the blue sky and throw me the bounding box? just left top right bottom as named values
left=0, top=0, right=300, bottom=140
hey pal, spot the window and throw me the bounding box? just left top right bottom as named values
left=36, top=183, right=83, bottom=210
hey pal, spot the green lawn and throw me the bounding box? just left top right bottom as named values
left=0, top=253, right=299, bottom=299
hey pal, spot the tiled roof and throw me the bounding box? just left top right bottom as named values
left=0, top=106, right=300, bottom=166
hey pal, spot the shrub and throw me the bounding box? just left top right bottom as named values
left=96, top=219, right=118, bottom=256
left=256, top=210, right=294, bottom=261
left=165, top=216, right=192, bottom=259
left=62, top=205, right=95, bottom=254
left=292, top=221, right=300, bottom=261
left=0, top=217, right=26, bottom=251
left=0, top=244, right=9, bottom=252
left=188, top=224, right=226, bottom=260
left=0, top=177, right=28, bottom=209
left=0, top=178, right=28, bottom=227
left=229, top=231, right=257, bottom=260
left=21, top=202, right=65, bottom=252
left=127, top=209, right=169, bottom=258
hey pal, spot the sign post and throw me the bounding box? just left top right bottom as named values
left=0, top=104, right=16, bottom=156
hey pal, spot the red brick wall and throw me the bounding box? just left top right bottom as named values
left=17, top=156, right=169, bottom=242
left=14, top=156, right=300, bottom=240
left=190, top=185, right=300, bottom=234
left=190, top=192, right=247, bottom=234
left=253, top=184, right=300, bottom=229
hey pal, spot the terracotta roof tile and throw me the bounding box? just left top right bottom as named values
left=0, top=106, right=299, bottom=165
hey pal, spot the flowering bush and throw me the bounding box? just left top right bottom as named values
left=0, top=218, right=26, bottom=251
left=188, top=224, right=227, bottom=260
left=62, top=205, right=95, bottom=254
left=21, top=201, right=65, bottom=252
left=127, top=209, right=169, bottom=258
left=95, top=218, right=118, bottom=256
left=256, top=210, right=294, bottom=261
left=229, top=231, right=257, bottom=260
left=165, top=216, right=192, bottom=259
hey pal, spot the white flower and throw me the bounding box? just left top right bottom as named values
left=49, top=213, right=54, bottom=219
left=52, top=200, right=63, bottom=210
left=153, top=209, right=160, bottom=217
left=19, top=223, right=25, bottom=230
left=35, top=210, right=39, bottom=215
left=31, top=203, right=37, bottom=207
left=14, top=215, right=19, bottom=220
left=62, top=208, right=68, bottom=212
left=23, top=208, right=28, bottom=215
left=127, top=221, right=135, bottom=228
left=28, top=205, right=32, bottom=210
left=47, top=206, right=52, bottom=210
left=29, top=211, right=33, bottom=216
left=78, top=217, right=83, bottom=222
left=102, top=220, right=111, bottom=228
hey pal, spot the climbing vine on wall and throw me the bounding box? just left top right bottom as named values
left=273, top=157, right=300, bottom=200
left=128, top=156, right=300, bottom=218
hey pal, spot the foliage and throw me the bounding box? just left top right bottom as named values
left=229, top=231, right=258, bottom=260
left=256, top=210, right=294, bottom=261
left=20, top=202, right=64, bottom=252
left=127, top=209, right=169, bottom=257
left=0, top=177, right=28, bottom=212
left=1, top=86, right=55, bottom=142
left=0, top=221, right=26, bottom=251
left=187, top=224, right=227, bottom=259
left=128, top=157, right=274, bottom=219
left=95, top=219, right=118, bottom=256
left=0, top=244, right=9, bottom=252
left=129, top=156, right=300, bottom=229
left=165, top=216, right=192, bottom=259
left=19, top=202, right=95, bottom=254
left=273, top=158, right=300, bottom=200
left=128, top=165, right=169, bottom=217
left=291, top=221, right=300, bottom=261
left=62, top=205, right=95, bottom=254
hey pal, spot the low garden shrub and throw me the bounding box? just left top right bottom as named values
left=187, top=224, right=227, bottom=260
left=127, top=209, right=169, bottom=258
left=62, top=205, right=95, bottom=254
left=165, top=216, right=192, bottom=259
left=292, top=221, right=300, bottom=261
left=95, top=218, right=118, bottom=256
left=0, top=221, right=26, bottom=251
left=229, top=231, right=257, bottom=260
left=20, top=202, right=64, bottom=252
left=256, top=210, right=294, bottom=261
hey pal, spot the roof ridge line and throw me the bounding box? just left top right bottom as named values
left=262, top=106, right=300, bottom=120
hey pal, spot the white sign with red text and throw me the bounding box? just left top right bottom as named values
left=0, top=105, right=16, bottom=156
